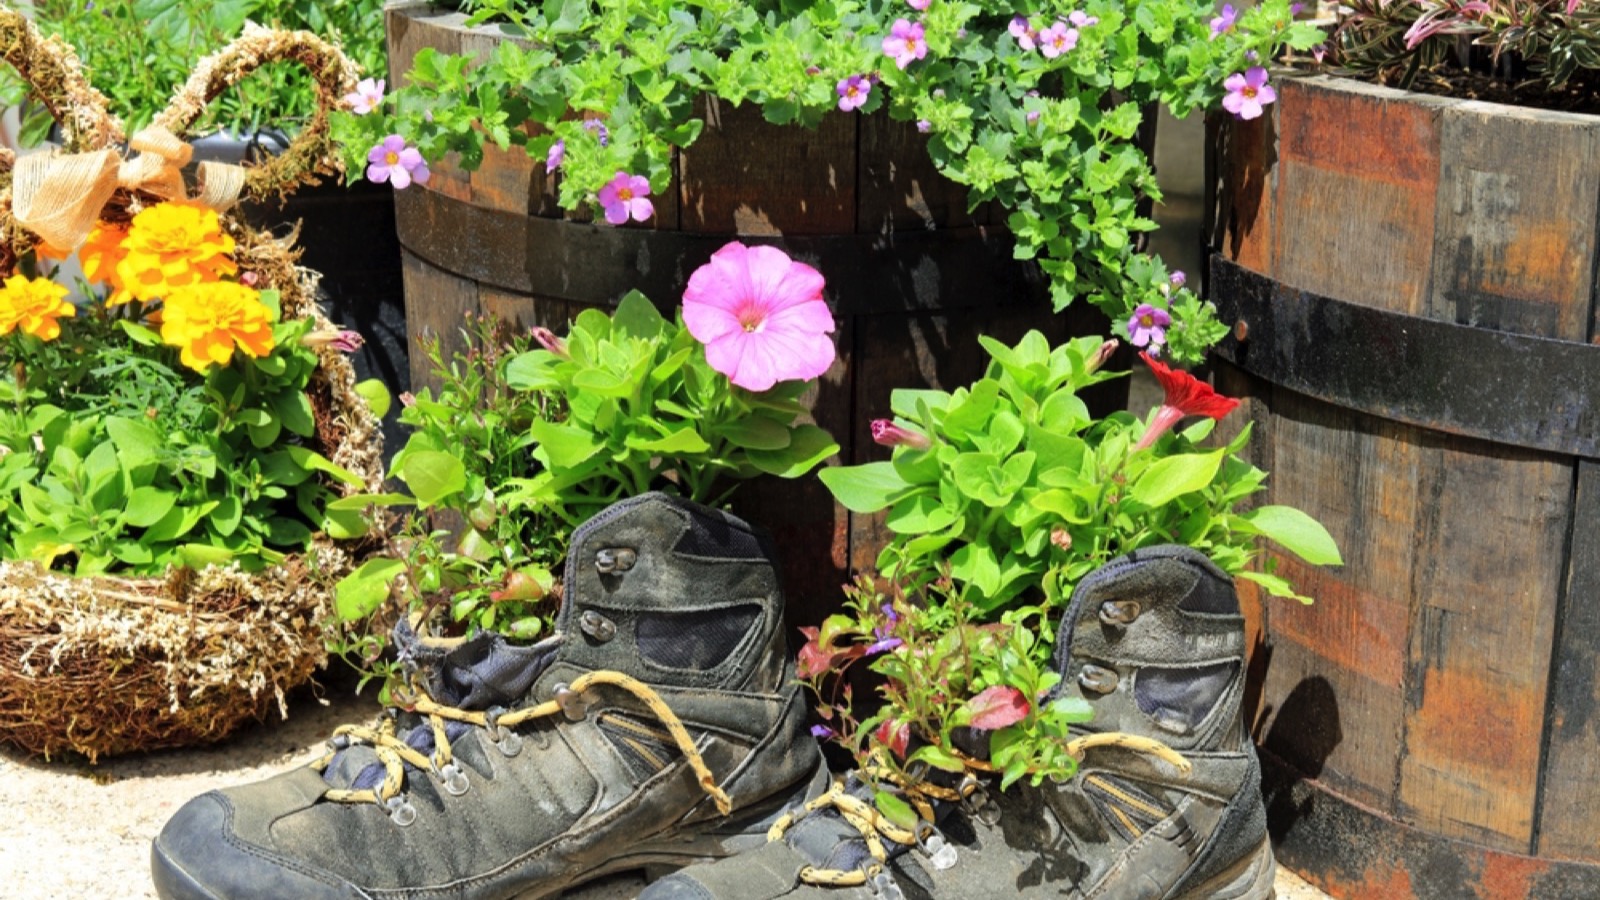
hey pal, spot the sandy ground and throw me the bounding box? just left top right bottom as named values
left=1, top=671, right=1331, bottom=900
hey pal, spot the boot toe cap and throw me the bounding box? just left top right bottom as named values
left=152, top=792, right=355, bottom=900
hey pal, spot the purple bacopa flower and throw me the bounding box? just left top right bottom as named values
left=1039, top=21, right=1079, bottom=57
left=810, top=724, right=837, bottom=739
left=1222, top=66, right=1277, bottom=120
left=545, top=138, right=565, bottom=171
left=1009, top=15, right=1040, bottom=50
left=916, top=118, right=933, bottom=133
left=1169, top=270, right=1187, bottom=289
left=1128, top=302, right=1171, bottom=351
left=908, top=0, right=931, bottom=8
left=837, top=74, right=872, bottom=111
left=365, top=135, right=430, bottom=189
left=597, top=171, right=654, bottom=225
left=342, top=77, right=385, bottom=115
left=1210, top=3, right=1239, bottom=37
left=1026, top=109, right=1042, bottom=124
left=1069, top=9, right=1098, bottom=27
left=882, top=18, right=928, bottom=69
left=582, top=119, right=610, bottom=147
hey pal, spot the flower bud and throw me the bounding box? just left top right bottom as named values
left=1086, top=338, right=1119, bottom=375
left=870, top=419, right=931, bottom=450
left=531, top=326, right=569, bottom=359
left=302, top=328, right=365, bottom=353
left=1050, top=527, right=1072, bottom=551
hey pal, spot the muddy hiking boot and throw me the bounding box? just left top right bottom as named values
left=643, top=544, right=1274, bottom=900
left=151, top=492, right=825, bottom=900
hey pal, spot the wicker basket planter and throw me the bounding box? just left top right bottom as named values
left=0, top=12, right=386, bottom=761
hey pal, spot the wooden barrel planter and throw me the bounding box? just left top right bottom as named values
left=384, top=3, right=1119, bottom=629
left=1207, top=74, right=1600, bottom=898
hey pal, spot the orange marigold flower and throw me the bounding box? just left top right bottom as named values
left=0, top=274, right=74, bottom=341
left=114, top=202, right=237, bottom=305
left=159, top=281, right=275, bottom=372
left=81, top=220, right=131, bottom=291
left=33, top=237, right=74, bottom=261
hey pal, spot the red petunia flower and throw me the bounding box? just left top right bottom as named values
left=1133, top=352, right=1240, bottom=451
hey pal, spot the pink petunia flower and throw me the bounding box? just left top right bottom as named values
left=366, top=135, right=430, bottom=189
left=1222, top=67, right=1276, bottom=120
left=883, top=18, right=928, bottom=69
left=1009, top=15, right=1040, bottom=50
left=682, top=242, right=837, bottom=391
left=1128, top=302, right=1171, bottom=351
left=343, top=77, right=385, bottom=115
left=1039, top=21, right=1079, bottom=57
left=1210, top=3, right=1239, bottom=37
left=597, top=171, right=654, bottom=225
left=837, top=74, right=872, bottom=111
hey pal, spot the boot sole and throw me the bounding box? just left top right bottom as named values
left=1173, top=836, right=1276, bottom=900
left=512, top=756, right=833, bottom=900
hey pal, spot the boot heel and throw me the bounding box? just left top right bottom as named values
left=1177, top=837, right=1277, bottom=900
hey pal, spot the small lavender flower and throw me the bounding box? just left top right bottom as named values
left=1128, top=303, right=1171, bottom=351
left=1169, top=270, right=1187, bottom=289
left=1069, top=10, right=1099, bottom=27
left=916, top=119, right=933, bottom=133
left=366, top=135, right=430, bottom=189
left=883, top=18, right=928, bottom=69
left=1009, top=15, right=1040, bottom=50
left=582, top=119, right=610, bottom=147
left=810, top=724, right=837, bottom=739
left=1210, top=3, right=1239, bottom=37
left=545, top=139, right=565, bottom=172
left=837, top=74, right=872, bottom=112
left=1039, top=21, right=1079, bottom=57
left=908, top=0, right=931, bottom=8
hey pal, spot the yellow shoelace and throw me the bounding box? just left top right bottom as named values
left=311, top=669, right=733, bottom=816
left=771, top=731, right=1191, bottom=888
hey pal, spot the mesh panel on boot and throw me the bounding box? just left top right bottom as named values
left=637, top=603, right=762, bottom=670
left=1176, top=572, right=1239, bottom=615
left=670, top=511, right=769, bottom=560
left=596, top=711, right=682, bottom=782
left=1133, top=661, right=1238, bottom=732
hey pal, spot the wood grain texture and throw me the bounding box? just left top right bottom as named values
left=1271, top=77, right=1455, bottom=314
left=856, top=113, right=984, bottom=232
left=1536, top=459, right=1600, bottom=861
left=679, top=96, right=855, bottom=235
left=399, top=248, right=480, bottom=393
left=1428, top=102, right=1600, bottom=341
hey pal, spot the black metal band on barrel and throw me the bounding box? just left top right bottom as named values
left=394, top=187, right=1050, bottom=316
left=1209, top=255, right=1600, bottom=459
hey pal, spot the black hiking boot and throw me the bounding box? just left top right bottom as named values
left=151, top=492, right=825, bottom=899
left=642, top=544, right=1274, bottom=899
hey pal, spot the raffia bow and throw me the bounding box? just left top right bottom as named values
left=10, top=125, right=248, bottom=250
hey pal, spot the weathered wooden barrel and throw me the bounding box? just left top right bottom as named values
left=384, top=4, right=1117, bottom=629
left=1208, top=74, right=1600, bottom=898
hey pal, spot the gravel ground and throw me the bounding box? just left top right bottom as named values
left=1, top=673, right=1331, bottom=900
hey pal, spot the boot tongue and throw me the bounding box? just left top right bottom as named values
left=320, top=625, right=561, bottom=790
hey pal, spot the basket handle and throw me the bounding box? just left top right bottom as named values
left=151, top=23, right=359, bottom=205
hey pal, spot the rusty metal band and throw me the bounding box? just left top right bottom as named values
left=1209, top=255, right=1600, bottom=459
left=393, top=187, right=1050, bottom=316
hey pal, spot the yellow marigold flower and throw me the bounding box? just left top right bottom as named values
left=114, top=202, right=238, bottom=305
left=0, top=274, right=74, bottom=341
left=81, top=220, right=131, bottom=292
left=160, top=281, right=275, bottom=372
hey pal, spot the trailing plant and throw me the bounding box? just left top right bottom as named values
left=331, top=242, right=840, bottom=684
left=805, top=329, right=1341, bottom=795
left=332, top=0, right=1324, bottom=364
left=1317, top=0, right=1600, bottom=105
left=0, top=202, right=376, bottom=575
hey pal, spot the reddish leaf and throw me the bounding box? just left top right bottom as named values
left=874, top=718, right=911, bottom=759
left=963, top=686, right=1030, bottom=730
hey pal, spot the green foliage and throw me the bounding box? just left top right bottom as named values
left=329, top=298, right=838, bottom=684
left=0, top=0, right=387, bottom=141
left=805, top=329, right=1340, bottom=805
left=0, top=292, right=363, bottom=575
left=1322, top=0, right=1600, bottom=100
left=332, top=0, right=1321, bottom=364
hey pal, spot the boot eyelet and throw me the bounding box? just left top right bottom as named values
left=383, top=795, right=417, bottom=826
left=1078, top=664, right=1119, bottom=694
left=1098, top=600, right=1141, bottom=626
left=491, top=728, right=524, bottom=757
left=579, top=610, right=617, bottom=642
left=554, top=684, right=589, bottom=721
left=438, top=762, right=470, bottom=796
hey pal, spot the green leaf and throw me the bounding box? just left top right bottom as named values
left=286, top=446, right=365, bottom=487
left=124, top=485, right=177, bottom=528
left=885, top=493, right=957, bottom=535
left=399, top=450, right=467, bottom=506
left=325, top=492, right=417, bottom=511
left=528, top=420, right=604, bottom=471
left=872, top=791, right=920, bottom=831
left=572, top=367, right=633, bottom=397
left=105, top=415, right=163, bottom=475
left=247, top=417, right=282, bottom=449
left=334, top=557, right=406, bottom=620
left=748, top=425, right=838, bottom=478
left=818, top=461, right=906, bottom=513
left=355, top=379, right=392, bottom=419
left=950, top=542, right=1001, bottom=597
left=272, top=390, right=316, bottom=437
left=1241, top=505, right=1343, bottom=567
left=210, top=495, right=243, bottom=537
left=1130, top=449, right=1223, bottom=508
left=179, top=543, right=235, bottom=568
left=116, top=319, right=162, bottom=346
left=715, top=416, right=791, bottom=451
left=626, top=428, right=711, bottom=454
left=611, top=290, right=667, bottom=339
left=907, top=743, right=968, bottom=774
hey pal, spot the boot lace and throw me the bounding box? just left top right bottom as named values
left=768, top=731, right=1191, bottom=892
left=311, top=669, right=734, bottom=820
